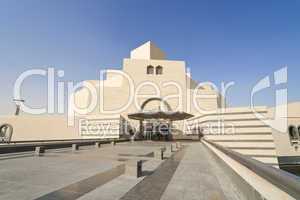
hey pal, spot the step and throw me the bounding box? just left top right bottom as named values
left=204, top=134, right=274, bottom=141
left=232, top=149, right=277, bottom=156
left=188, top=109, right=268, bottom=123
left=196, top=116, right=268, bottom=124
left=201, top=127, right=272, bottom=135
left=199, top=120, right=268, bottom=127
left=215, top=141, right=275, bottom=148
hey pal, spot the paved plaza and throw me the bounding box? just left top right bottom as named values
left=0, top=141, right=245, bottom=200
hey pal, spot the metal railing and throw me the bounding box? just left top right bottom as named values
left=204, top=139, right=300, bottom=200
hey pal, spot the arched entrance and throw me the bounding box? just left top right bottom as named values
left=140, top=97, right=172, bottom=112
left=141, top=98, right=172, bottom=140
left=128, top=98, right=193, bottom=141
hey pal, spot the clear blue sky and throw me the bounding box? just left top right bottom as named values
left=0, top=0, right=299, bottom=114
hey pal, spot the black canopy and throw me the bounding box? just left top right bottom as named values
left=128, top=111, right=194, bottom=121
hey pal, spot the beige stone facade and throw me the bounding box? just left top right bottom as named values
left=1, top=41, right=300, bottom=167
left=74, top=41, right=220, bottom=137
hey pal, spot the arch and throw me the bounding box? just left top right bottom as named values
left=156, top=65, right=163, bottom=75
left=289, top=125, right=298, bottom=140
left=147, top=65, right=154, bottom=74
left=140, top=97, right=171, bottom=111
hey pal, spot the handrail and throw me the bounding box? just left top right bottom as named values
left=204, top=139, right=300, bottom=200
left=0, top=138, right=129, bottom=154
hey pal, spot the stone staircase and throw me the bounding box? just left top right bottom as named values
left=185, top=107, right=279, bottom=167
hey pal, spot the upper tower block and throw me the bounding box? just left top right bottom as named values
left=130, top=41, right=166, bottom=60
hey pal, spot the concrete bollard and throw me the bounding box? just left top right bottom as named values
left=95, top=142, right=101, bottom=148
left=111, top=141, right=116, bottom=146
left=130, top=137, right=135, bottom=143
left=165, top=145, right=172, bottom=155
left=125, top=160, right=143, bottom=178
left=155, top=147, right=165, bottom=160
left=72, top=144, right=79, bottom=152
left=171, top=143, right=177, bottom=152
left=137, top=160, right=143, bottom=178
left=176, top=142, right=181, bottom=149
left=35, top=146, right=45, bottom=156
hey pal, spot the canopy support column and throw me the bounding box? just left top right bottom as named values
left=139, top=120, right=144, bottom=137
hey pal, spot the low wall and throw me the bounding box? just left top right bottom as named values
left=0, top=115, right=80, bottom=141
left=202, top=140, right=297, bottom=200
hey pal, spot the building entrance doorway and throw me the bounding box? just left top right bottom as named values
left=143, top=119, right=171, bottom=141
left=127, top=97, right=194, bottom=141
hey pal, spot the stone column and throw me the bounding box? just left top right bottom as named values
left=139, top=120, right=144, bottom=139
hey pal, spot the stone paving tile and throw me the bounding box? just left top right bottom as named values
left=35, top=164, right=126, bottom=200
left=78, top=175, right=142, bottom=200
left=0, top=142, right=165, bottom=200
left=120, top=147, right=186, bottom=200
left=203, top=145, right=248, bottom=200
left=0, top=180, right=51, bottom=200
left=161, top=143, right=227, bottom=200
left=78, top=150, right=163, bottom=200
left=2, top=142, right=233, bottom=200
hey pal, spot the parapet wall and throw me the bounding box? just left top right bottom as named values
left=0, top=115, right=80, bottom=141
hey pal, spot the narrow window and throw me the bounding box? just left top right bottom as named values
left=147, top=65, right=154, bottom=74
left=156, top=66, right=163, bottom=75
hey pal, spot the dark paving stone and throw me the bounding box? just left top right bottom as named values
left=34, top=164, right=125, bottom=200
left=118, top=152, right=154, bottom=158
left=117, top=158, right=129, bottom=162
left=120, top=148, right=186, bottom=200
